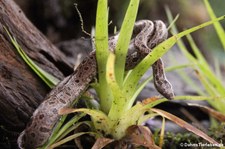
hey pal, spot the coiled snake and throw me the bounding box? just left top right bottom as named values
left=17, top=20, right=174, bottom=148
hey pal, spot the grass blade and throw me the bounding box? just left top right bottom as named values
left=4, top=27, right=59, bottom=88
left=59, top=108, right=112, bottom=135
left=123, top=15, right=225, bottom=100
left=204, top=0, right=225, bottom=50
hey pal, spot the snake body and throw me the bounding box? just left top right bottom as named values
left=17, top=20, right=174, bottom=148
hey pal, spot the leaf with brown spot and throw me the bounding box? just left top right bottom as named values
left=141, top=96, right=160, bottom=105
left=151, top=108, right=219, bottom=145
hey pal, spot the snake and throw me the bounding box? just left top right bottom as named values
left=17, top=20, right=174, bottom=148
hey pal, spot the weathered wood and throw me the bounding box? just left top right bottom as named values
left=0, top=0, right=73, bottom=132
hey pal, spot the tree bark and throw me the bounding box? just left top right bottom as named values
left=0, top=0, right=74, bottom=132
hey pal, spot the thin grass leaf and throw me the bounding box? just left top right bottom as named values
left=167, top=13, right=180, bottom=30
left=159, top=117, right=165, bottom=148
left=187, top=34, right=225, bottom=95
left=123, top=15, right=225, bottom=100
left=186, top=34, right=206, bottom=63
left=127, top=63, right=194, bottom=109
left=114, top=0, right=140, bottom=85
left=4, top=27, right=59, bottom=88
left=166, top=56, right=204, bottom=95
left=166, top=46, right=203, bottom=95
left=166, top=7, right=225, bottom=98
left=49, top=132, right=99, bottom=149
left=151, top=108, right=219, bottom=144
left=59, top=108, right=112, bottom=135
left=173, top=95, right=225, bottom=101
left=204, top=0, right=225, bottom=50
left=46, top=113, right=86, bottom=147
left=137, top=113, right=159, bottom=125
left=214, top=58, right=222, bottom=81
left=55, top=121, right=92, bottom=143
left=165, top=8, right=197, bottom=62
left=197, top=65, right=225, bottom=95
left=196, top=71, right=225, bottom=113
left=195, top=70, right=219, bottom=96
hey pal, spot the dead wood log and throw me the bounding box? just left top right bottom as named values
left=0, top=0, right=74, bottom=133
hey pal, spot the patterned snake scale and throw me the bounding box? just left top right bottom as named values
left=17, top=20, right=174, bottom=148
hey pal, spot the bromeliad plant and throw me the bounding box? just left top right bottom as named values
left=5, top=0, right=225, bottom=148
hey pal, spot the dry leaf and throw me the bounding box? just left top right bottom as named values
left=58, top=107, right=75, bottom=115
left=141, top=96, right=160, bottom=105
left=91, top=138, right=114, bottom=149
left=151, top=108, right=219, bottom=145
left=123, top=125, right=160, bottom=149
left=187, top=103, right=225, bottom=122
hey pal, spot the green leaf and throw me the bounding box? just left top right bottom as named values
left=59, top=108, right=112, bottom=135
left=112, top=99, right=167, bottom=139
left=186, top=34, right=225, bottom=95
left=106, top=52, right=127, bottom=121
left=95, top=0, right=112, bottom=113
left=114, top=0, right=140, bottom=85
left=123, top=15, right=225, bottom=99
left=166, top=7, right=206, bottom=96
left=204, top=0, right=225, bottom=50
left=4, top=27, right=59, bottom=88
left=49, top=132, right=100, bottom=148
left=45, top=113, right=86, bottom=147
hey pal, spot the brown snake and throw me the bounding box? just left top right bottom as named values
left=17, top=20, right=174, bottom=148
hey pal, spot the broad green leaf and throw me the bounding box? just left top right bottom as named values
left=106, top=52, right=127, bottom=121
left=95, top=0, right=112, bottom=113
left=4, top=27, right=60, bottom=88
left=112, top=99, right=167, bottom=139
left=114, top=0, right=140, bottom=85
